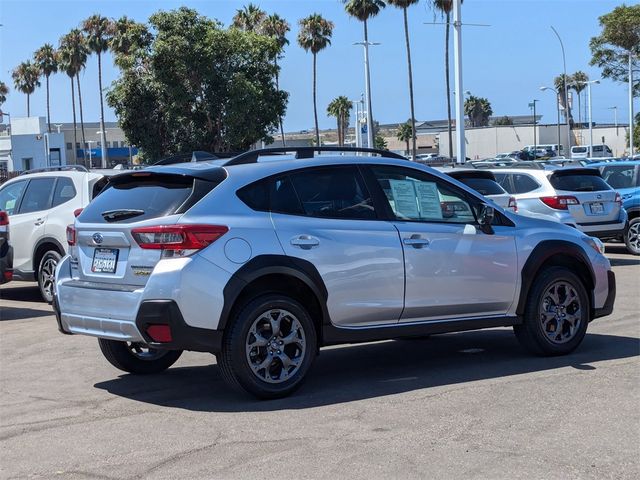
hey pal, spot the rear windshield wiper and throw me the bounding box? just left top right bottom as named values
left=101, top=209, right=145, bottom=222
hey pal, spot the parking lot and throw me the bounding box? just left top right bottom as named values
left=0, top=245, right=638, bottom=479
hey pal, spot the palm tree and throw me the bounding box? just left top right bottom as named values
left=298, top=14, right=334, bottom=146
left=261, top=14, right=290, bottom=146
left=11, top=61, right=41, bottom=116
left=343, top=0, right=386, bottom=144
left=571, top=70, right=589, bottom=129
left=83, top=14, right=112, bottom=166
left=327, top=96, right=353, bottom=146
left=33, top=44, right=58, bottom=132
left=387, top=0, right=419, bottom=159
left=396, top=120, right=413, bottom=155
left=232, top=4, right=266, bottom=31
left=464, top=95, right=492, bottom=127
left=554, top=74, right=574, bottom=126
left=0, top=81, right=9, bottom=106
left=59, top=29, right=88, bottom=164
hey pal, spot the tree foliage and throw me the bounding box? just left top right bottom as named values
left=493, top=116, right=513, bottom=126
left=11, top=61, right=40, bottom=115
left=106, top=7, right=287, bottom=161
left=589, top=4, right=640, bottom=97
left=554, top=74, right=574, bottom=125
left=327, top=96, right=353, bottom=146
left=0, top=81, right=8, bottom=106
left=464, top=95, right=492, bottom=127
left=396, top=120, right=413, bottom=153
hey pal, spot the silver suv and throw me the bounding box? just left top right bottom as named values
left=54, top=148, right=616, bottom=399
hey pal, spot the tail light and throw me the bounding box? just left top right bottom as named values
left=0, top=211, right=8, bottom=226
left=540, top=196, right=580, bottom=210
left=66, top=225, right=76, bottom=246
left=131, top=224, right=228, bottom=252
left=508, top=196, right=518, bottom=213
left=146, top=324, right=173, bottom=343
left=615, top=192, right=622, bottom=207
left=73, top=208, right=83, bottom=218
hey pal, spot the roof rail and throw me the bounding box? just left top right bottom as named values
left=20, top=165, right=89, bottom=176
left=224, top=146, right=407, bottom=166
left=152, top=151, right=220, bottom=166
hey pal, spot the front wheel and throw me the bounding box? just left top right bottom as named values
left=38, top=250, right=62, bottom=304
left=98, top=338, right=183, bottom=374
left=624, top=217, right=640, bottom=255
left=218, top=295, right=317, bottom=399
left=514, top=266, right=589, bottom=356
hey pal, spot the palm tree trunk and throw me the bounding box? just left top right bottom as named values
left=577, top=91, right=582, bottom=134
left=76, top=74, right=87, bottom=165
left=445, top=12, right=453, bottom=159
left=402, top=7, right=417, bottom=159
left=46, top=75, right=51, bottom=132
left=313, top=53, right=320, bottom=146
left=274, top=58, right=286, bottom=147
left=70, top=76, right=78, bottom=164
left=98, top=52, right=108, bottom=165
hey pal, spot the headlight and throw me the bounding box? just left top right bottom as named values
left=582, top=236, right=605, bottom=255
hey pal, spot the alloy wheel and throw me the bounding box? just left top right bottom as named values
left=539, top=281, right=582, bottom=344
left=39, top=257, right=58, bottom=302
left=245, top=309, right=306, bottom=384
left=627, top=221, right=640, bottom=253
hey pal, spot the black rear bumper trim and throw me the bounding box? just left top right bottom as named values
left=594, top=270, right=616, bottom=319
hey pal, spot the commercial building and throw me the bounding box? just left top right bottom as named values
left=0, top=117, right=67, bottom=172
left=59, top=121, right=138, bottom=167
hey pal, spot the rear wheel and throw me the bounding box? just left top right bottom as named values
left=98, top=338, right=182, bottom=374
left=624, top=217, right=640, bottom=255
left=514, top=266, right=589, bottom=356
left=218, top=295, right=317, bottom=399
left=38, top=250, right=61, bottom=303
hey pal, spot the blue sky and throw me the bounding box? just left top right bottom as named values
left=0, top=0, right=635, bottom=132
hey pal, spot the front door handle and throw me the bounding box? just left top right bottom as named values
left=403, top=235, right=430, bottom=249
left=34, top=218, right=45, bottom=226
left=290, top=235, right=320, bottom=250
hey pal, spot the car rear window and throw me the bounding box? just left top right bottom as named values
left=79, top=173, right=219, bottom=223
left=601, top=166, right=639, bottom=189
left=549, top=173, right=611, bottom=192
left=456, top=177, right=506, bottom=196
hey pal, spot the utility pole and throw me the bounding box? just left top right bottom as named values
left=630, top=53, right=635, bottom=156
left=529, top=100, right=538, bottom=156
left=551, top=26, right=572, bottom=154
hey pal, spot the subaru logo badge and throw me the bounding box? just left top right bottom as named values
left=92, top=233, right=104, bottom=244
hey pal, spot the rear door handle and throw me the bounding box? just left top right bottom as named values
left=403, top=235, right=430, bottom=248
left=290, top=235, right=320, bottom=250
left=34, top=218, right=45, bottom=226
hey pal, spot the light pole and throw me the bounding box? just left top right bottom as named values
left=354, top=41, right=380, bottom=150
left=608, top=106, right=618, bottom=136
left=573, top=79, right=600, bottom=154
left=86, top=140, right=95, bottom=167
left=540, top=86, right=561, bottom=154
left=96, top=130, right=107, bottom=168
left=529, top=100, right=539, bottom=156
left=629, top=53, right=635, bottom=156
left=453, top=0, right=465, bottom=164
left=551, top=26, right=572, bottom=153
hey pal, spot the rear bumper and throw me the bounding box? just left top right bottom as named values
left=578, top=221, right=627, bottom=239
left=593, top=270, right=616, bottom=319
left=54, top=254, right=230, bottom=351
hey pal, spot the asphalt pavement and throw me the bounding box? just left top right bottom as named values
left=1, top=245, right=638, bottom=479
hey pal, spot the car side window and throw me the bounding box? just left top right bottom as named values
left=370, top=165, right=476, bottom=224
left=286, top=167, right=376, bottom=220
left=0, top=180, right=28, bottom=215
left=18, top=178, right=56, bottom=214
left=52, top=177, right=77, bottom=207
left=512, top=174, right=539, bottom=194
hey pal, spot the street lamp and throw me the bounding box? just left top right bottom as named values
left=550, top=26, right=572, bottom=154
left=528, top=99, right=539, bottom=156
left=86, top=140, right=96, bottom=167
left=354, top=41, right=380, bottom=151
left=350, top=95, right=365, bottom=149
left=540, top=86, right=562, bottom=155
left=96, top=130, right=107, bottom=168
left=607, top=106, right=618, bottom=136
left=573, top=79, right=600, bottom=155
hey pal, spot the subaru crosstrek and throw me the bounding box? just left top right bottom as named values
left=54, top=148, right=616, bottom=399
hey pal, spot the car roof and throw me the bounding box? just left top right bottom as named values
left=588, top=160, right=640, bottom=167
left=3, top=169, right=105, bottom=183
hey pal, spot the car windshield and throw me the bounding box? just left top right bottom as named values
left=601, top=166, right=639, bottom=189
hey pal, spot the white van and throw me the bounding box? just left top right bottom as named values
left=570, top=144, right=613, bottom=159
left=523, top=144, right=563, bottom=155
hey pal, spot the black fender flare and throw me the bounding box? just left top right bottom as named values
left=218, top=255, right=329, bottom=332
left=32, top=237, right=66, bottom=272
left=516, top=240, right=595, bottom=316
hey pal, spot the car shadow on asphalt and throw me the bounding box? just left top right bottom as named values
left=0, top=306, right=52, bottom=321
left=608, top=257, right=640, bottom=267
left=0, top=283, right=45, bottom=303
left=94, top=329, right=640, bottom=411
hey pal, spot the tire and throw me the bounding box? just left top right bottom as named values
left=624, top=217, right=640, bottom=255
left=218, top=294, right=317, bottom=399
left=98, top=338, right=183, bottom=374
left=38, top=250, right=62, bottom=303
left=514, top=266, right=589, bottom=356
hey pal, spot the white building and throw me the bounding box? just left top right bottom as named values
left=0, top=116, right=67, bottom=172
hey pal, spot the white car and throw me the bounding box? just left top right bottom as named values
left=0, top=166, right=112, bottom=301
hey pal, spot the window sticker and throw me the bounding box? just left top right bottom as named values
left=389, top=180, right=419, bottom=218
left=415, top=182, right=443, bottom=220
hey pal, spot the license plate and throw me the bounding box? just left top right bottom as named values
left=92, top=248, right=119, bottom=273
left=589, top=202, right=604, bottom=214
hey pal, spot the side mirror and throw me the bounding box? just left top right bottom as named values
left=478, top=204, right=495, bottom=234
